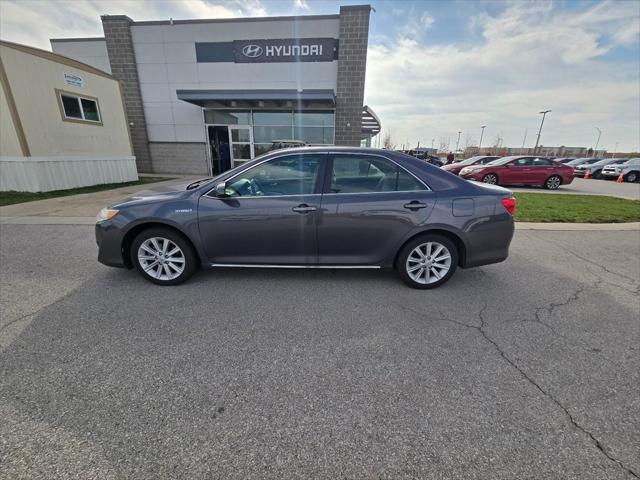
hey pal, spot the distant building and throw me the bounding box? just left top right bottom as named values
left=50, top=5, right=381, bottom=175
left=0, top=40, right=136, bottom=192
left=463, top=145, right=607, bottom=158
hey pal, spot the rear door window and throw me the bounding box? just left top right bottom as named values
left=511, top=158, right=533, bottom=167
left=532, top=158, right=552, bottom=166
left=330, top=155, right=427, bottom=193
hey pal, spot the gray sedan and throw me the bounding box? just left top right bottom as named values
left=95, top=147, right=515, bottom=288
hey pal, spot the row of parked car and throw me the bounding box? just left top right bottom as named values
left=426, top=155, right=640, bottom=189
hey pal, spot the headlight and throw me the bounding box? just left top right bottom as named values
left=460, top=168, right=469, bottom=174
left=96, top=208, right=119, bottom=223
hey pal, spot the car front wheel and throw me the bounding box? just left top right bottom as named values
left=544, top=175, right=562, bottom=190
left=482, top=173, right=498, bottom=185
left=397, top=235, right=459, bottom=289
left=131, top=228, right=198, bottom=285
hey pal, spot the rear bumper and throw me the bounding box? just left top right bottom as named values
left=462, top=215, right=514, bottom=268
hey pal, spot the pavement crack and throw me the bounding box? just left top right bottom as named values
left=531, top=233, right=639, bottom=289
left=476, top=305, right=639, bottom=479
left=393, top=300, right=639, bottom=478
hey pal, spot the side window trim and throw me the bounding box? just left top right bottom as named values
left=324, top=153, right=431, bottom=194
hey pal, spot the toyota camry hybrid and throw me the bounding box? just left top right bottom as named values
left=96, top=147, right=515, bottom=289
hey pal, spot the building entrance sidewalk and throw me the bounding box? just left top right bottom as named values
left=0, top=176, right=198, bottom=224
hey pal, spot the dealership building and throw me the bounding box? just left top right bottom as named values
left=51, top=4, right=380, bottom=175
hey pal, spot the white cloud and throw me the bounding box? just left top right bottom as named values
left=293, top=0, right=310, bottom=11
left=366, top=1, right=640, bottom=151
left=0, top=0, right=267, bottom=49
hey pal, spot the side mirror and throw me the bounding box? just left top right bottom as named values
left=214, top=182, right=227, bottom=197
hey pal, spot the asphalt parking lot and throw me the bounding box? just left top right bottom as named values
left=1, top=224, right=639, bottom=479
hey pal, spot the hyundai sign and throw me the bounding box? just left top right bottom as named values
left=195, top=38, right=338, bottom=63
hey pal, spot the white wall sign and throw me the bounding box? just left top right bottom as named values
left=63, top=72, right=84, bottom=88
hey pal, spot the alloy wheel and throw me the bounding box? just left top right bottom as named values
left=406, top=242, right=452, bottom=285
left=546, top=176, right=561, bottom=189
left=137, top=237, right=185, bottom=281
left=483, top=174, right=497, bottom=185
left=627, top=172, right=638, bottom=183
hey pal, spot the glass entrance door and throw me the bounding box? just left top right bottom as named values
left=228, top=125, right=254, bottom=167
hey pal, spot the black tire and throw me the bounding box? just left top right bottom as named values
left=592, top=169, right=602, bottom=179
left=544, top=175, right=562, bottom=190
left=624, top=171, right=638, bottom=183
left=130, top=227, right=198, bottom=285
left=482, top=173, right=498, bottom=185
left=396, top=234, right=459, bottom=289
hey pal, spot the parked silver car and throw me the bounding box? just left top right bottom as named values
left=573, top=158, right=629, bottom=179
left=601, top=158, right=640, bottom=182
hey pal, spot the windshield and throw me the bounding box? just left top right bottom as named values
left=625, top=158, right=640, bottom=165
left=487, top=157, right=515, bottom=166
left=456, top=156, right=484, bottom=166
left=567, top=158, right=594, bottom=166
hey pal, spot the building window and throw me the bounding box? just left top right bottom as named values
left=56, top=89, right=102, bottom=124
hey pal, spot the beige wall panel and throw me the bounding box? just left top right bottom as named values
left=0, top=81, right=22, bottom=156
left=0, top=45, right=132, bottom=157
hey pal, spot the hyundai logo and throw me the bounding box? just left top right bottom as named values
left=242, top=45, right=263, bottom=58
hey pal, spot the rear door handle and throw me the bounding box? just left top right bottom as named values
left=404, top=201, right=428, bottom=211
left=292, top=204, right=317, bottom=213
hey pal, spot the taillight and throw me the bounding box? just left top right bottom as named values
left=500, top=196, right=516, bottom=216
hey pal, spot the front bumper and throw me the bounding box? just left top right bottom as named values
left=573, top=170, right=587, bottom=177
left=95, top=221, right=127, bottom=268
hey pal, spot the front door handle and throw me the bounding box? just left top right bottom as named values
left=292, top=204, right=317, bottom=213
left=404, top=201, right=428, bottom=211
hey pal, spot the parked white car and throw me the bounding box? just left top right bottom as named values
left=601, top=158, right=640, bottom=182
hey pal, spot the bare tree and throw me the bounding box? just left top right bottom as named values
left=439, top=137, right=448, bottom=153
left=382, top=130, right=396, bottom=150
left=463, top=133, right=476, bottom=149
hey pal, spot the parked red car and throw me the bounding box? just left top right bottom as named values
left=458, top=156, right=574, bottom=189
left=442, top=156, right=500, bottom=175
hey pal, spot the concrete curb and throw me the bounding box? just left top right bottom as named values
left=2, top=216, right=639, bottom=231
left=515, top=222, right=640, bottom=231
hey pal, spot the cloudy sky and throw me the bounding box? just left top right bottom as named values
left=1, top=0, right=639, bottom=151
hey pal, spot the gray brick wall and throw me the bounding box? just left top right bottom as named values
left=101, top=15, right=153, bottom=173
left=335, top=5, right=371, bottom=146
left=149, top=143, right=209, bottom=175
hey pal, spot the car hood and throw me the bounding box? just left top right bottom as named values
left=442, top=164, right=464, bottom=171
left=459, top=165, right=488, bottom=172
left=111, top=179, right=205, bottom=207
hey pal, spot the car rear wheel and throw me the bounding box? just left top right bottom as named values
left=544, top=175, right=562, bottom=190
left=397, top=235, right=458, bottom=289
left=482, top=173, right=498, bottom=185
left=131, top=228, right=198, bottom=285
left=625, top=171, right=638, bottom=183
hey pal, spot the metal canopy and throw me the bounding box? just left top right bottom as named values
left=176, top=89, right=336, bottom=108
left=361, top=105, right=381, bottom=137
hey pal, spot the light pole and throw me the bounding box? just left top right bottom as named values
left=594, top=127, right=602, bottom=156
left=611, top=142, right=618, bottom=158
left=455, top=131, right=461, bottom=152
left=478, top=126, right=486, bottom=151
left=521, top=129, right=527, bottom=153
left=534, top=110, right=551, bottom=154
